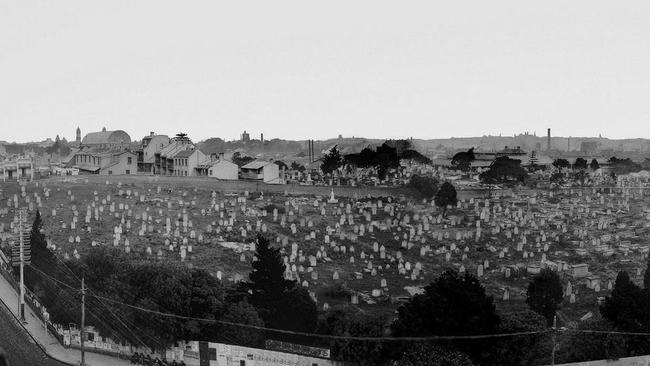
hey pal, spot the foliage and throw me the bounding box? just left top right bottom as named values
left=552, top=159, right=570, bottom=170
left=479, top=157, right=527, bottom=184
left=392, top=270, right=500, bottom=364
left=608, top=157, right=642, bottom=175
left=290, top=161, right=305, bottom=172
left=396, top=343, right=474, bottom=366
left=343, top=142, right=424, bottom=180
left=492, top=310, right=549, bottom=366
left=401, top=149, right=432, bottom=164
left=556, top=319, right=628, bottom=364
left=316, top=306, right=389, bottom=365
left=434, top=182, right=457, bottom=211
left=526, top=269, right=563, bottom=325
left=451, top=148, right=475, bottom=172
left=321, top=145, right=343, bottom=175
left=274, top=160, right=289, bottom=171
left=407, top=175, right=439, bottom=200
left=246, top=235, right=317, bottom=337
left=590, top=159, right=600, bottom=171
left=573, top=157, right=588, bottom=170
left=219, top=300, right=265, bottom=347
left=231, top=152, right=255, bottom=167
left=600, top=271, right=645, bottom=332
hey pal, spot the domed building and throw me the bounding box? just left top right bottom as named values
left=81, top=127, right=131, bottom=148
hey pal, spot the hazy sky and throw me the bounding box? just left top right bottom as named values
left=1, top=1, right=649, bottom=143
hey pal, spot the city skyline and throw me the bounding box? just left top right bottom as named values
left=2, top=0, right=650, bottom=142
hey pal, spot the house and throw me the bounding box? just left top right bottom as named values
left=196, top=154, right=238, bottom=180
left=136, top=132, right=170, bottom=174
left=99, top=151, right=137, bottom=175
left=0, top=155, right=35, bottom=181
left=241, top=160, right=281, bottom=183
left=154, top=134, right=195, bottom=175
left=172, top=149, right=205, bottom=177
left=71, top=149, right=136, bottom=175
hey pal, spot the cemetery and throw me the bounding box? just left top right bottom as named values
left=2, top=172, right=650, bottom=324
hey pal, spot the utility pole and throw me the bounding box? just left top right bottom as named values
left=550, top=315, right=557, bottom=365
left=80, top=276, right=86, bottom=366
left=15, top=207, right=29, bottom=323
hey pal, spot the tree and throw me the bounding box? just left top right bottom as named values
left=392, top=270, right=500, bottom=364
left=274, top=160, right=289, bottom=171
left=590, top=159, right=600, bottom=171
left=552, top=159, right=570, bottom=170
left=397, top=344, right=473, bottom=366
left=434, top=182, right=457, bottom=212
left=451, top=148, right=475, bottom=172
left=556, top=319, right=627, bottom=364
left=232, top=152, right=255, bottom=167
left=573, top=157, right=588, bottom=170
left=479, top=157, right=527, bottom=185
left=317, top=306, right=389, bottom=365
left=290, top=161, right=305, bottom=172
left=321, top=145, right=342, bottom=175
left=408, top=175, right=439, bottom=200
left=246, top=235, right=317, bottom=335
left=400, top=149, right=432, bottom=165
left=526, top=269, right=563, bottom=325
left=601, top=271, right=645, bottom=332
left=608, top=157, right=642, bottom=175
left=218, top=300, right=265, bottom=347
left=493, top=310, right=549, bottom=366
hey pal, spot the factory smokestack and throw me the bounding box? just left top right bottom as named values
left=547, top=128, right=551, bottom=151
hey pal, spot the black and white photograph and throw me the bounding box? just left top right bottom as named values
left=1, top=1, right=650, bottom=365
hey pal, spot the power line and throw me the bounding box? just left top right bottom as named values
left=27, top=262, right=157, bottom=350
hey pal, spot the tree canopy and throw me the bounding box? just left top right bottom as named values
left=552, top=159, right=570, bottom=169
left=434, top=182, right=457, bottom=211
left=573, top=157, right=588, bottom=170
left=451, top=148, right=475, bottom=172
left=590, top=159, right=600, bottom=171
left=408, top=175, right=439, bottom=200
left=321, top=145, right=343, bottom=175
left=525, top=269, right=563, bottom=325
left=479, top=157, right=527, bottom=184
left=392, top=270, right=500, bottom=364
left=246, top=235, right=317, bottom=337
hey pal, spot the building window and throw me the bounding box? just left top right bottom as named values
left=209, top=170, right=212, bottom=176
left=126, top=170, right=130, bottom=175
left=108, top=171, right=112, bottom=175
left=127, top=157, right=132, bottom=164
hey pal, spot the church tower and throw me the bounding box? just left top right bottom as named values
left=76, top=127, right=81, bottom=144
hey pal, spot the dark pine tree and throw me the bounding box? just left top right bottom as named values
left=525, top=269, right=564, bottom=325
left=434, top=182, right=458, bottom=212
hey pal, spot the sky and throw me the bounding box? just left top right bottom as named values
left=1, top=0, right=650, bottom=143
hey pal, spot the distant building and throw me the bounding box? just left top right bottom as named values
left=196, top=153, right=239, bottom=180
left=581, top=141, right=600, bottom=154
left=71, top=150, right=136, bottom=175
left=136, top=132, right=170, bottom=174
left=153, top=134, right=196, bottom=175
left=75, top=127, right=81, bottom=144
left=81, top=128, right=131, bottom=149
left=0, top=155, right=35, bottom=181
left=241, top=160, right=281, bottom=183
left=172, top=149, right=205, bottom=177
left=241, top=130, right=250, bottom=142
